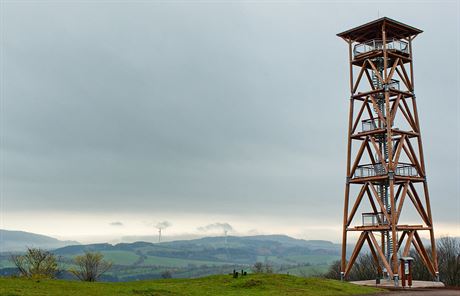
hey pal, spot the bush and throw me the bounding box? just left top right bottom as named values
left=252, top=262, right=264, bottom=273
left=10, top=248, right=59, bottom=279
left=161, top=270, right=172, bottom=279
left=69, top=252, right=112, bottom=282
left=252, top=262, right=272, bottom=274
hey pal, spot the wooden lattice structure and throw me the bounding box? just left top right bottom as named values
left=337, top=17, right=439, bottom=284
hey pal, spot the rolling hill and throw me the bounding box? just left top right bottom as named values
left=0, top=233, right=341, bottom=281
left=0, top=229, right=79, bottom=252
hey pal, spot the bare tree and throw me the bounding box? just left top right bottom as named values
left=10, top=247, right=59, bottom=279
left=326, top=236, right=460, bottom=287
left=264, top=262, right=273, bottom=274
left=437, top=236, right=460, bottom=286
left=252, top=261, right=273, bottom=274
left=252, top=262, right=264, bottom=273
left=69, top=252, right=112, bottom=282
left=409, top=236, right=460, bottom=286
left=324, top=253, right=378, bottom=281
left=161, top=270, right=173, bottom=279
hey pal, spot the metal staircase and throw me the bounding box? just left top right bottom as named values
left=371, top=58, right=394, bottom=270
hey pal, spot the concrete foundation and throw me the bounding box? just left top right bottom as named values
left=351, top=279, right=445, bottom=289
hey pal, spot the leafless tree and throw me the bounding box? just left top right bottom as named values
left=252, top=262, right=264, bottom=273
left=325, top=236, right=460, bottom=287
left=324, top=253, right=378, bottom=281
left=436, top=236, right=460, bottom=286
left=10, top=247, right=59, bottom=279
left=161, top=270, right=173, bottom=279
left=69, top=252, right=112, bottom=282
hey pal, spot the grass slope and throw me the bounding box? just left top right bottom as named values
left=0, top=274, right=382, bottom=296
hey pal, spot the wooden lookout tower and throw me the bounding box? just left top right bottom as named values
left=337, top=18, right=439, bottom=285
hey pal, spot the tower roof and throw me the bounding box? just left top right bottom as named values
left=337, top=17, right=423, bottom=42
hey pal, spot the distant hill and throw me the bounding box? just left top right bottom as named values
left=53, top=234, right=340, bottom=259
left=46, top=234, right=341, bottom=281
left=0, top=232, right=341, bottom=281
left=0, top=229, right=79, bottom=252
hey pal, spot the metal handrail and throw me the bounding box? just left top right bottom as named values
left=362, top=118, right=384, bottom=132
left=387, top=79, right=400, bottom=90
left=354, top=163, right=418, bottom=178
left=354, top=164, right=386, bottom=178
left=353, top=39, right=409, bottom=57
left=395, top=163, right=418, bottom=177
left=362, top=212, right=387, bottom=226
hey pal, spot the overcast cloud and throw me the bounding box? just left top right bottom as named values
left=1, top=1, right=459, bottom=242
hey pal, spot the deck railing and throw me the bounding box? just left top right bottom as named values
left=362, top=212, right=387, bottom=226
left=387, top=79, right=400, bottom=90
left=354, top=164, right=386, bottom=178
left=353, top=39, right=409, bottom=58
left=354, top=163, right=418, bottom=178
left=362, top=118, right=382, bottom=132
left=395, top=163, right=418, bottom=177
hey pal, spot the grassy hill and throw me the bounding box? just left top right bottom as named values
left=0, top=274, right=382, bottom=296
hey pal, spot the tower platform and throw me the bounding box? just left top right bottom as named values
left=351, top=279, right=445, bottom=289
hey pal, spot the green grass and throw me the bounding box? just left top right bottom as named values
left=0, top=274, right=383, bottom=296
left=100, top=251, right=140, bottom=266
left=281, top=265, right=331, bottom=277
left=142, top=255, right=232, bottom=267
left=284, top=255, right=339, bottom=265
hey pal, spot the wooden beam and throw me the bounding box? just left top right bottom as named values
left=351, top=97, right=368, bottom=134
left=368, top=95, right=386, bottom=123
left=364, top=69, right=376, bottom=90
left=344, top=232, right=367, bottom=277
left=401, top=98, right=419, bottom=133
left=352, top=60, right=368, bottom=93
left=386, top=58, right=400, bottom=83
left=368, top=59, right=384, bottom=85
left=393, top=135, right=406, bottom=167
left=366, top=236, right=383, bottom=275
left=350, top=137, right=368, bottom=178
left=395, top=182, right=409, bottom=224
left=368, top=231, right=394, bottom=278
left=402, top=231, right=415, bottom=257
left=368, top=182, right=392, bottom=223
left=406, top=188, right=430, bottom=226
left=413, top=231, right=436, bottom=276
left=369, top=136, right=388, bottom=172
left=390, top=94, right=402, bottom=126
left=398, top=60, right=413, bottom=91
left=347, top=184, right=368, bottom=226
left=398, top=102, right=418, bottom=131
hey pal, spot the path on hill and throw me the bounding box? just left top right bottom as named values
left=370, top=289, right=460, bottom=295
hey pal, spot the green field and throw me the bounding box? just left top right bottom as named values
left=142, top=255, right=232, bottom=267
left=0, top=274, right=382, bottom=296
left=101, top=251, right=140, bottom=266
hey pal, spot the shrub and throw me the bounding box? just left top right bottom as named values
left=69, top=252, right=112, bottom=282
left=11, top=247, right=59, bottom=279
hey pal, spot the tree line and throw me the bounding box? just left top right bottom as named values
left=323, top=236, right=460, bottom=287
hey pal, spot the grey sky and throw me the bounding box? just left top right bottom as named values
left=1, top=1, right=459, bottom=241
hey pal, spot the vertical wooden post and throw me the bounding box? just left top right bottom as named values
left=341, top=39, right=355, bottom=279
